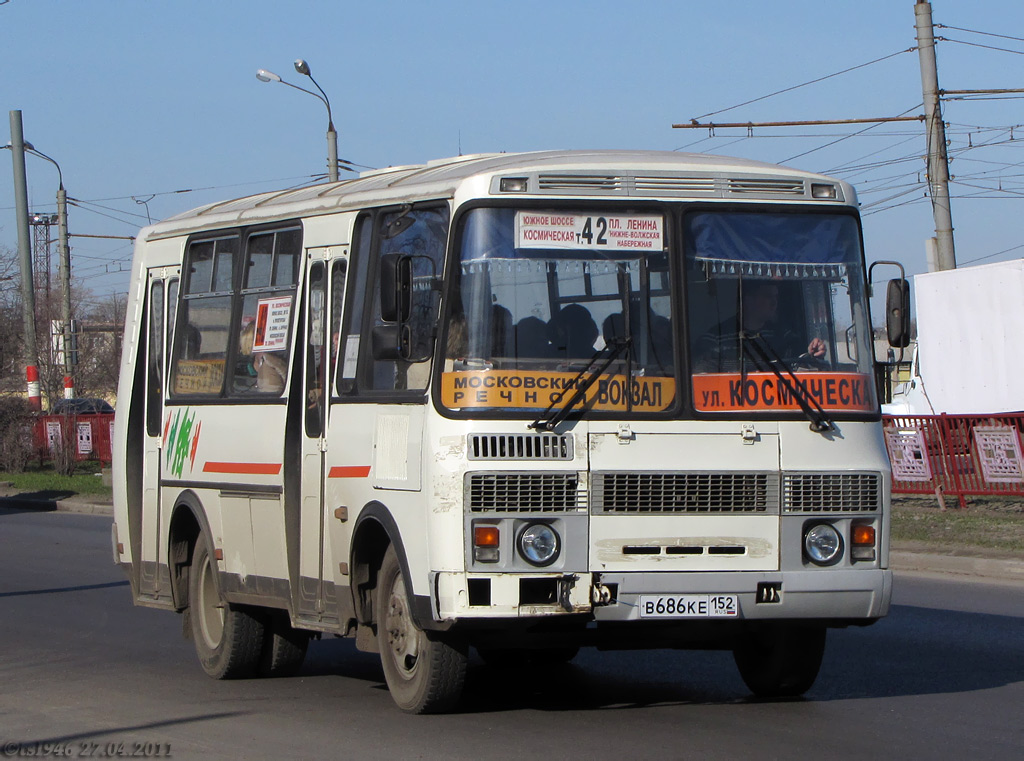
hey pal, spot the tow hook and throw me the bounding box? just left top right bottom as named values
left=557, top=574, right=579, bottom=612
left=591, top=584, right=614, bottom=606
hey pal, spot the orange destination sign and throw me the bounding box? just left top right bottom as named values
left=442, top=370, right=675, bottom=411
left=692, top=372, right=875, bottom=412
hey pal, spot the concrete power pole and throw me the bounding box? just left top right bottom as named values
left=8, top=110, right=41, bottom=410
left=56, top=185, right=74, bottom=398
left=915, top=0, right=957, bottom=270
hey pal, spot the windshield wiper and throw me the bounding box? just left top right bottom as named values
left=742, top=333, right=834, bottom=433
left=529, top=337, right=631, bottom=432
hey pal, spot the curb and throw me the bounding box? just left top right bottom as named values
left=891, top=550, right=1024, bottom=584
left=55, top=499, right=114, bottom=516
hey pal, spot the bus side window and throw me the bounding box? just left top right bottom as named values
left=232, top=228, right=301, bottom=396
left=170, top=237, right=237, bottom=396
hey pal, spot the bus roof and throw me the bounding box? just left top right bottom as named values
left=141, top=150, right=854, bottom=241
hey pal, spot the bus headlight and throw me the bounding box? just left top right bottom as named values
left=518, top=523, right=560, bottom=567
left=804, top=523, right=843, bottom=566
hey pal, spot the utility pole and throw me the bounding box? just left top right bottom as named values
left=8, top=110, right=41, bottom=410
left=915, top=0, right=956, bottom=270
left=56, top=182, right=74, bottom=397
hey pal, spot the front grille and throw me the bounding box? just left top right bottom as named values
left=467, top=433, right=573, bottom=461
left=783, top=473, right=881, bottom=512
left=593, top=472, right=779, bottom=513
left=467, top=472, right=581, bottom=513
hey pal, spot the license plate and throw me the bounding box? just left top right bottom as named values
left=638, top=594, right=739, bottom=618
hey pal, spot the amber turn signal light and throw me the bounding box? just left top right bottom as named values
left=474, top=525, right=500, bottom=547
left=852, top=525, right=876, bottom=546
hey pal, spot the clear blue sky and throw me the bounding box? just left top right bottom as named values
left=2, top=0, right=1022, bottom=310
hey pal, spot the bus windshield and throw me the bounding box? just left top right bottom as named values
left=442, top=207, right=675, bottom=415
left=441, top=206, right=877, bottom=418
left=684, top=210, right=877, bottom=415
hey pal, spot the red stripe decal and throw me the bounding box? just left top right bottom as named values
left=328, top=465, right=372, bottom=479
left=203, top=461, right=282, bottom=475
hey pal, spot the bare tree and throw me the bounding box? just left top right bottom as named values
left=0, top=245, right=24, bottom=394
left=74, top=291, right=126, bottom=401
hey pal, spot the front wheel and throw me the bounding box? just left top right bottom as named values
left=189, top=532, right=265, bottom=679
left=733, top=623, right=826, bottom=698
left=376, top=545, right=467, bottom=713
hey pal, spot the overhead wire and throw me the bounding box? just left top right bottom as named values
left=937, top=37, right=1024, bottom=56
left=935, top=24, right=1024, bottom=44
left=689, top=48, right=916, bottom=121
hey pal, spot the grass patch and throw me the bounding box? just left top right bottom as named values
left=892, top=496, right=1024, bottom=554
left=0, top=462, right=112, bottom=499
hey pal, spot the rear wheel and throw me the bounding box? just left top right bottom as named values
left=189, top=532, right=264, bottom=679
left=733, top=623, right=826, bottom=698
left=376, top=545, right=467, bottom=713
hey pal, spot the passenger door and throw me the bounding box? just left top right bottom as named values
left=140, top=269, right=177, bottom=602
left=294, top=251, right=347, bottom=625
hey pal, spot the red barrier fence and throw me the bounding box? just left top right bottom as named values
left=32, top=413, right=115, bottom=466
left=883, top=413, right=1024, bottom=508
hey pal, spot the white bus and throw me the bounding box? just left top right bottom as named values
left=112, top=150, right=903, bottom=713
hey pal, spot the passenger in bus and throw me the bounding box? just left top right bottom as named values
left=695, top=281, right=825, bottom=372
left=444, top=307, right=469, bottom=368
left=547, top=304, right=599, bottom=359
left=602, top=312, right=627, bottom=347
left=513, top=316, right=552, bottom=360
left=239, top=321, right=288, bottom=393
left=648, top=314, right=675, bottom=373
left=603, top=311, right=674, bottom=374
left=491, top=304, right=513, bottom=357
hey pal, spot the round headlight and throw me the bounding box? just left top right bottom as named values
left=804, top=523, right=843, bottom=566
left=518, top=523, right=560, bottom=567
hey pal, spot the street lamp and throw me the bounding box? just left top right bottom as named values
left=257, top=59, right=339, bottom=182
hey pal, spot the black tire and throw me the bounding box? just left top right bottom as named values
left=477, top=646, right=579, bottom=668
left=188, top=532, right=265, bottom=679
left=376, top=545, right=467, bottom=713
left=733, top=623, right=826, bottom=698
left=259, top=611, right=310, bottom=678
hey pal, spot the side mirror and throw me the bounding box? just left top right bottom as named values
left=886, top=278, right=911, bottom=348
left=379, top=253, right=412, bottom=323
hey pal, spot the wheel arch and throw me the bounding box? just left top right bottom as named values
left=350, top=501, right=440, bottom=631
left=166, top=489, right=214, bottom=612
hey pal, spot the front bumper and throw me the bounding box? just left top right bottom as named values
left=434, top=567, right=892, bottom=623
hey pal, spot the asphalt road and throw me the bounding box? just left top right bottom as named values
left=2, top=505, right=1022, bottom=760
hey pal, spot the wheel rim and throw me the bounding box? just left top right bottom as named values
left=197, top=551, right=224, bottom=649
left=383, top=569, right=421, bottom=680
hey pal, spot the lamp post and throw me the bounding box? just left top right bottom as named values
left=257, top=59, right=339, bottom=182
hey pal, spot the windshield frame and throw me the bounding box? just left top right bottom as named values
left=432, top=199, right=881, bottom=424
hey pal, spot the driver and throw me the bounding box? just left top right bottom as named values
left=695, top=281, right=826, bottom=373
